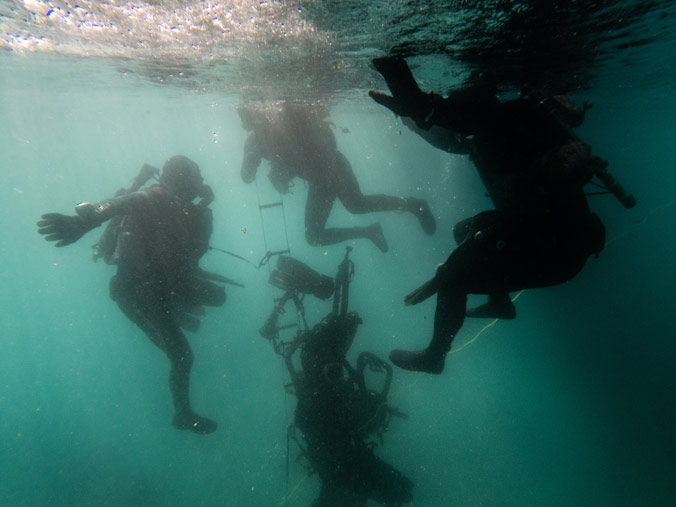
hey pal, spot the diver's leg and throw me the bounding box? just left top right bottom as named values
left=466, top=292, right=516, bottom=319
left=305, top=181, right=388, bottom=252
left=334, top=153, right=436, bottom=235
left=454, top=211, right=501, bottom=246
left=392, top=240, right=480, bottom=375
left=390, top=284, right=466, bottom=374
left=149, top=320, right=218, bottom=434
left=113, top=283, right=217, bottom=434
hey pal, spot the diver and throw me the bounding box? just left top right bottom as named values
left=37, top=156, right=226, bottom=434
left=237, top=100, right=436, bottom=253
left=261, top=251, right=413, bottom=506
left=368, top=57, right=634, bottom=374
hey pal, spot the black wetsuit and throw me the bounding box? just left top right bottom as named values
left=102, top=186, right=225, bottom=424
left=240, top=104, right=432, bottom=251
left=371, top=58, right=606, bottom=368
left=422, top=96, right=603, bottom=357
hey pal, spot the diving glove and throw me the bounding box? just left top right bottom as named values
left=37, top=203, right=102, bottom=247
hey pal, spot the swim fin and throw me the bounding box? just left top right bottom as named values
left=406, top=197, right=436, bottom=235
left=404, top=276, right=439, bottom=306
left=370, top=56, right=434, bottom=128
left=270, top=256, right=335, bottom=300
left=372, top=57, right=423, bottom=99
left=369, top=90, right=411, bottom=118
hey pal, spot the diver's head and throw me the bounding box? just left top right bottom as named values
left=160, top=155, right=204, bottom=201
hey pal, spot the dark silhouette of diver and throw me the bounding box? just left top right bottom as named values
left=238, top=101, right=436, bottom=253
left=37, top=156, right=226, bottom=433
left=261, top=251, right=413, bottom=506
left=369, top=57, right=634, bottom=374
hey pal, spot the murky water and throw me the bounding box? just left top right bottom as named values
left=2, top=1, right=676, bottom=506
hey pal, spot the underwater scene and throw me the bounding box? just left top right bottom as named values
left=2, top=1, right=676, bottom=506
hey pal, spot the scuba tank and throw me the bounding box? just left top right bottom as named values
left=92, top=163, right=159, bottom=263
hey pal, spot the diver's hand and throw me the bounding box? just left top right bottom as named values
left=198, top=183, right=215, bottom=206
left=37, top=206, right=100, bottom=247
left=136, top=163, right=160, bottom=184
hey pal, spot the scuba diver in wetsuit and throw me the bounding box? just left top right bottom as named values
left=261, top=250, right=413, bottom=506
left=369, top=57, right=634, bottom=374
left=238, top=100, right=436, bottom=253
left=37, top=156, right=227, bottom=434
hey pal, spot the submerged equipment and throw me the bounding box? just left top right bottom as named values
left=92, top=163, right=159, bottom=263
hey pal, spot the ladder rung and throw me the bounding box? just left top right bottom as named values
left=259, top=201, right=283, bottom=210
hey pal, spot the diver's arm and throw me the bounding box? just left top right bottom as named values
left=86, top=190, right=152, bottom=221
left=37, top=191, right=151, bottom=247
left=241, top=134, right=263, bottom=183
left=131, top=163, right=160, bottom=190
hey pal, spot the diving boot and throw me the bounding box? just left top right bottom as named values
left=389, top=348, right=446, bottom=374
left=367, top=222, right=389, bottom=253
left=173, top=412, right=218, bottom=435
left=406, top=197, right=436, bottom=235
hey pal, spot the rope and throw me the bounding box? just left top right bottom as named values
left=207, top=246, right=257, bottom=267
left=450, top=290, right=525, bottom=354
left=285, top=426, right=290, bottom=507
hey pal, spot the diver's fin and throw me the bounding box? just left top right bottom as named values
left=370, top=57, right=434, bottom=129
left=369, top=90, right=410, bottom=117
left=372, top=57, right=422, bottom=98
left=367, top=222, right=389, bottom=253
left=406, top=197, right=436, bottom=235
left=271, top=256, right=335, bottom=300
left=404, top=276, right=439, bottom=306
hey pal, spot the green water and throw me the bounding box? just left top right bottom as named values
left=2, top=2, right=676, bottom=506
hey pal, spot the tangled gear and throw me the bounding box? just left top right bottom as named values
left=351, top=352, right=407, bottom=443
left=260, top=247, right=407, bottom=486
